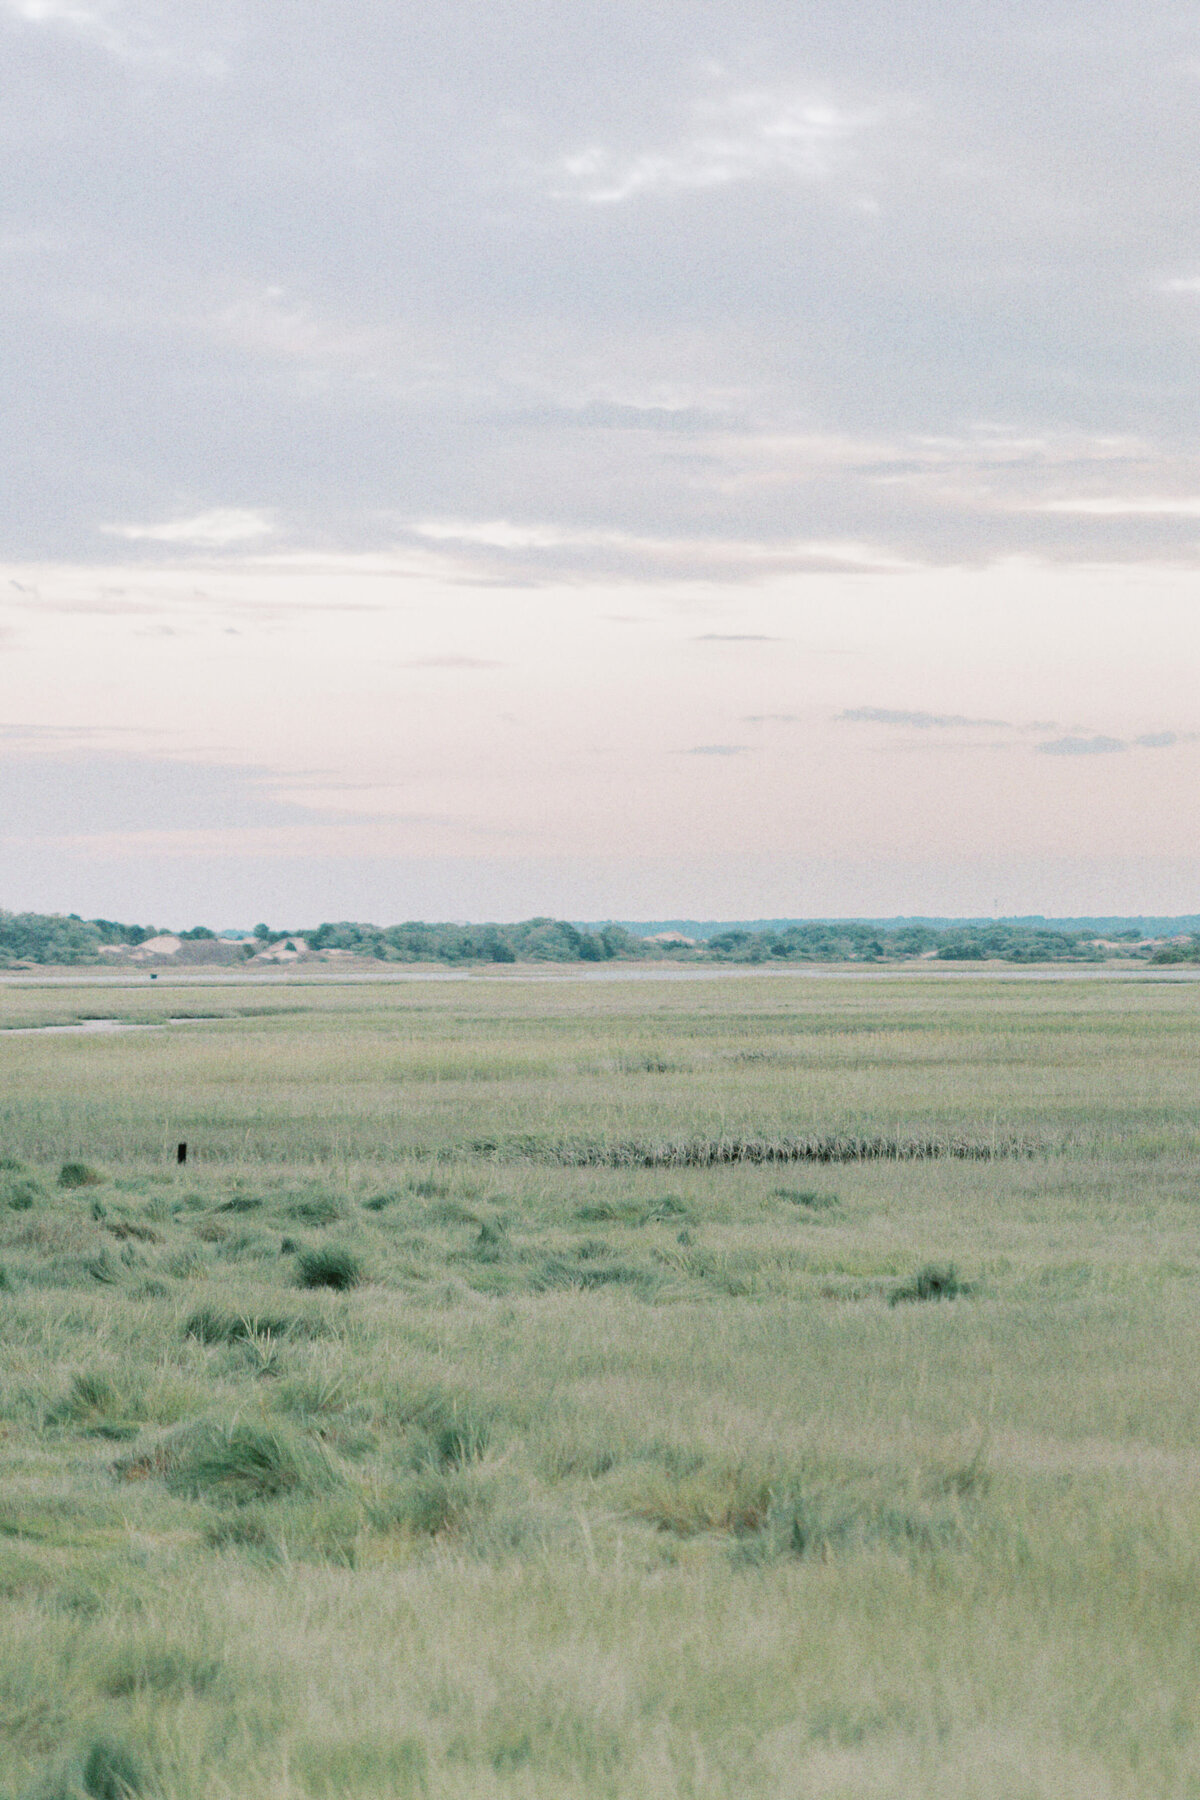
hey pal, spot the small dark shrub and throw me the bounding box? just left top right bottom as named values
left=890, top=1262, right=969, bottom=1305
left=59, top=1162, right=104, bottom=1190
left=296, top=1244, right=362, bottom=1290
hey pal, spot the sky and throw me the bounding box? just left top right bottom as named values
left=3, top=0, right=1200, bottom=926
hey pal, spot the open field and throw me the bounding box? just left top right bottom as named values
left=2, top=972, right=1200, bottom=1798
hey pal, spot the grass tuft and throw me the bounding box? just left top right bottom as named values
left=46, top=1370, right=138, bottom=1434
left=287, top=1193, right=345, bottom=1226
left=2, top=1173, right=43, bottom=1210
left=183, top=1305, right=328, bottom=1344
left=773, top=1187, right=838, bottom=1209
left=34, top=1735, right=147, bottom=1800
left=296, top=1245, right=363, bottom=1290
left=127, top=1418, right=344, bottom=1504
left=58, top=1162, right=104, bottom=1189
left=890, top=1262, right=970, bottom=1305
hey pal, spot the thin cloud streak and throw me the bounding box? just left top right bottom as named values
left=552, top=86, right=882, bottom=203
left=838, top=707, right=1011, bottom=729
left=102, top=509, right=276, bottom=548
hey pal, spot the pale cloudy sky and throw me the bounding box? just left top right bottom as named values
left=3, top=0, right=1200, bottom=923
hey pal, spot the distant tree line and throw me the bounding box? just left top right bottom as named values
left=0, top=912, right=157, bottom=966
left=702, top=921, right=1111, bottom=963
left=0, top=909, right=1181, bottom=968
left=306, top=918, right=635, bottom=963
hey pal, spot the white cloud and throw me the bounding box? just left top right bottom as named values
left=101, top=509, right=275, bottom=547
left=1, top=0, right=227, bottom=71
left=412, top=519, right=589, bottom=551
left=4, top=0, right=117, bottom=34
left=1042, top=497, right=1200, bottom=516
left=553, top=87, right=880, bottom=204
left=199, top=288, right=384, bottom=364
left=408, top=517, right=911, bottom=574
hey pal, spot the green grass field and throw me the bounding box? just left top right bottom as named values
left=2, top=970, right=1200, bottom=1799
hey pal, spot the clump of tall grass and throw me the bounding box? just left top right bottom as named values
left=58, top=1161, right=104, bottom=1189
left=1, top=1172, right=43, bottom=1210
left=362, top=1190, right=402, bottom=1211
left=388, top=1386, right=494, bottom=1468
left=367, top=1465, right=491, bottom=1539
left=98, top=1636, right=223, bottom=1699
left=33, top=1735, right=148, bottom=1800
left=183, top=1305, right=329, bottom=1345
left=628, top=1460, right=777, bottom=1536
left=46, top=1370, right=140, bottom=1436
left=287, top=1192, right=345, bottom=1227
left=295, top=1245, right=363, bottom=1290
left=574, top=1199, right=645, bottom=1225
left=122, top=1418, right=343, bottom=1504
left=890, top=1263, right=971, bottom=1305
left=428, top=1198, right=481, bottom=1224
left=81, top=1736, right=147, bottom=1800
left=409, top=1176, right=450, bottom=1198
left=102, top=1216, right=161, bottom=1244
left=470, top=1219, right=508, bottom=1264
left=624, top=1454, right=961, bottom=1562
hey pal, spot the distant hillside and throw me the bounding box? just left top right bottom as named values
left=1, top=909, right=1198, bottom=969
